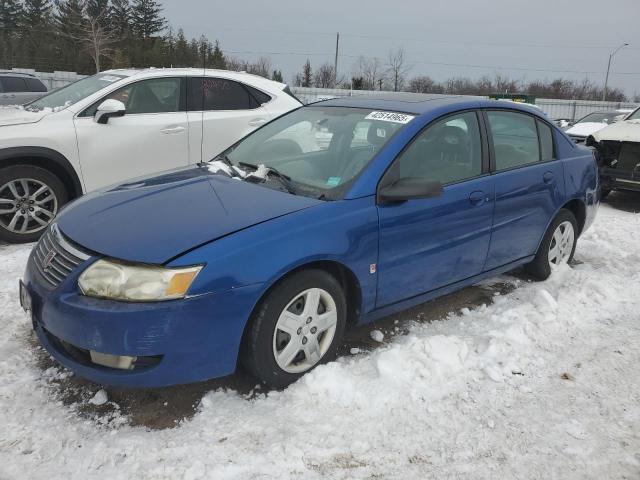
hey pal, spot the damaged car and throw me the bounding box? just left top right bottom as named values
left=587, top=106, right=640, bottom=198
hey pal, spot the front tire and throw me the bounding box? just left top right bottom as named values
left=525, top=209, right=578, bottom=280
left=241, top=269, right=347, bottom=388
left=0, top=165, right=68, bottom=243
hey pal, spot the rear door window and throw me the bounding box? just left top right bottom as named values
left=487, top=111, right=540, bottom=171
left=1, top=76, right=28, bottom=92
left=187, top=77, right=260, bottom=111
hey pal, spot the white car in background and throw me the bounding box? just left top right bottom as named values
left=565, top=109, right=633, bottom=144
left=0, top=68, right=301, bottom=242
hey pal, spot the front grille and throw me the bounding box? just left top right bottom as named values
left=33, top=224, right=91, bottom=287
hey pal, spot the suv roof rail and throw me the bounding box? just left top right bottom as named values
left=0, top=71, right=36, bottom=77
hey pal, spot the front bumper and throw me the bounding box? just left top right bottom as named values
left=23, top=253, right=264, bottom=388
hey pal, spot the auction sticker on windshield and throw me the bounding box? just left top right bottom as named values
left=365, top=111, right=415, bottom=124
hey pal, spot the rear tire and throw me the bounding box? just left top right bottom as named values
left=525, top=209, right=578, bottom=281
left=0, top=165, right=68, bottom=243
left=241, top=269, right=347, bottom=388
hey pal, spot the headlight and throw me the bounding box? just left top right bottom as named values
left=78, top=259, right=202, bottom=301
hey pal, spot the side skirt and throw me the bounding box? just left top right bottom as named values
left=359, top=255, right=535, bottom=325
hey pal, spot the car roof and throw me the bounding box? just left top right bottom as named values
left=0, top=71, right=36, bottom=78
left=314, top=93, right=545, bottom=117
left=100, top=67, right=287, bottom=90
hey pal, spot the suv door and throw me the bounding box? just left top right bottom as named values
left=483, top=110, right=564, bottom=270
left=186, top=77, right=270, bottom=162
left=74, top=77, right=189, bottom=192
left=376, top=111, right=494, bottom=307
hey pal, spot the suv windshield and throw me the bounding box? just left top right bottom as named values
left=576, top=111, right=625, bottom=124
left=25, top=73, right=127, bottom=112
left=224, top=106, right=413, bottom=199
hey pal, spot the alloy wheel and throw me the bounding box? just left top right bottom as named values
left=272, top=287, right=338, bottom=374
left=0, top=178, right=58, bottom=234
left=548, top=220, right=574, bottom=268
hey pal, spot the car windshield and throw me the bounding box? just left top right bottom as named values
left=223, top=106, right=412, bottom=199
left=576, top=111, right=624, bottom=124
left=627, top=108, right=640, bottom=121
left=25, top=73, right=127, bottom=112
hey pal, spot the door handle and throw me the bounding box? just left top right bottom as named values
left=248, top=118, right=267, bottom=127
left=160, top=126, right=186, bottom=134
left=469, top=190, right=487, bottom=206
left=543, top=171, right=554, bottom=184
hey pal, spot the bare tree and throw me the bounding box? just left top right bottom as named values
left=314, top=62, right=336, bottom=88
left=246, top=56, right=271, bottom=78
left=408, top=75, right=443, bottom=94
left=354, top=56, right=382, bottom=90
left=59, top=2, right=116, bottom=72
left=386, top=48, right=411, bottom=92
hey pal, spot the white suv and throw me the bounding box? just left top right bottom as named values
left=0, top=68, right=301, bottom=242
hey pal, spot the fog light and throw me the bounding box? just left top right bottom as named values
left=90, top=351, right=137, bottom=370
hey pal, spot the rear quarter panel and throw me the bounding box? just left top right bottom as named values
left=558, top=132, right=599, bottom=233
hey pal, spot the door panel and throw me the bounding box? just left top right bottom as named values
left=377, top=177, right=494, bottom=307
left=74, top=112, right=189, bottom=192
left=376, top=110, right=493, bottom=307
left=484, top=162, right=564, bottom=270
left=483, top=110, right=565, bottom=270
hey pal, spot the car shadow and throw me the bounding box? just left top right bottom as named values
left=603, top=190, right=640, bottom=213
left=31, top=278, right=518, bottom=430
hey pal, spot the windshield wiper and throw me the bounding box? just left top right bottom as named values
left=239, top=162, right=297, bottom=195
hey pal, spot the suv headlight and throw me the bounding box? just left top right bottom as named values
left=78, top=259, right=202, bottom=301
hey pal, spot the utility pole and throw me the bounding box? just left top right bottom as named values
left=603, top=42, right=629, bottom=101
left=334, top=32, right=339, bottom=87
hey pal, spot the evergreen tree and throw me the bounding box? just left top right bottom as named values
left=302, top=59, right=312, bottom=87
left=0, top=0, right=23, bottom=67
left=173, top=27, right=189, bottom=67
left=54, top=0, right=86, bottom=71
left=21, top=0, right=55, bottom=69
left=109, top=0, right=131, bottom=39
left=210, top=40, right=225, bottom=69
left=272, top=69, right=283, bottom=82
left=130, top=0, right=164, bottom=39
left=86, top=0, right=109, bottom=25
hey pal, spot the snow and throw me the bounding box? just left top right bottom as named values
left=370, top=329, right=384, bottom=342
left=88, top=389, right=108, bottom=406
left=1, top=203, right=639, bottom=479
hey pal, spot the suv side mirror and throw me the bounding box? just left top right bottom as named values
left=94, top=99, right=126, bottom=124
left=378, top=177, right=443, bottom=204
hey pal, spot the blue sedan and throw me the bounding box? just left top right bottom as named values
left=20, top=94, right=599, bottom=388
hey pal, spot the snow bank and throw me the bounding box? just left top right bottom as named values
left=0, top=204, right=639, bottom=479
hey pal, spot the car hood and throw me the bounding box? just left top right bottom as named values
left=57, top=166, right=322, bottom=264
left=565, top=122, right=607, bottom=137
left=0, top=106, right=48, bottom=127
left=592, top=119, right=640, bottom=143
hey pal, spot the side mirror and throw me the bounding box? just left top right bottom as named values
left=94, top=99, right=126, bottom=124
left=378, top=177, right=443, bottom=204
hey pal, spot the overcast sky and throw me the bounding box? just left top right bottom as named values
left=162, top=0, right=640, bottom=95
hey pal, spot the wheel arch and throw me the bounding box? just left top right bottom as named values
left=561, top=198, right=586, bottom=236
left=0, top=147, right=83, bottom=199
left=238, top=260, right=363, bottom=356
